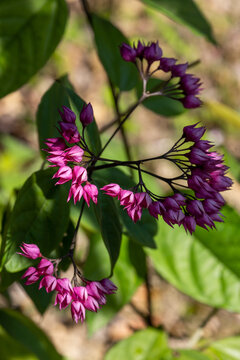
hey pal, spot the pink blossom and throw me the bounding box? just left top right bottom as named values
left=17, top=243, right=41, bottom=260
left=72, top=166, right=88, bottom=184
left=101, top=183, right=121, bottom=197
left=71, top=301, right=86, bottom=323
left=118, top=189, right=135, bottom=206
left=134, top=192, right=152, bottom=208
left=67, top=183, right=84, bottom=204
left=52, top=166, right=72, bottom=185
left=65, top=146, right=84, bottom=163
left=56, top=278, right=73, bottom=294
left=83, top=183, right=98, bottom=206
left=22, top=267, right=40, bottom=285
left=37, top=259, right=54, bottom=276
left=73, top=286, right=88, bottom=302
left=59, top=122, right=81, bottom=144
left=83, top=296, right=99, bottom=312
left=39, top=275, right=57, bottom=293
left=54, top=292, right=72, bottom=310
left=45, top=137, right=67, bottom=151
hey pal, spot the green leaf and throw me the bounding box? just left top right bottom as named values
left=137, top=78, right=185, bottom=117
left=205, top=336, right=240, bottom=360
left=0, top=0, right=68, bottom=98
left=85, top=235, right=144, bottom=335
left=140, top=0, right=216, bottom=45
left=146, top=206, right=240, bottom=312
left=93, top=176, right=122, bottom=275
left=1, top=168, right=70, bottom=273
left=120, top=209, right=157, bottom=248
left=37, top=76, right=101, bottom=155
left=105, top=328, right=172, bottom=360
left=92, top=14, right=139, bottom=91
left=174, top=350, right=210, bottom=360
left=20, top=280, right=54, bottom=315
left=0, top=326, right=38, bottom=360
left=0, top=308, right=64, bottom=360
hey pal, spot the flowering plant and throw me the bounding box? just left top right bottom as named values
left=0, top=1, right=239, bottom=359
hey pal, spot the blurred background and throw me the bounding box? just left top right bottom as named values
left=1, top=0, right=240, bottom=359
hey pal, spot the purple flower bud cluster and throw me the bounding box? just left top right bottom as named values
left=101, top=124, right=232, bottom=233
left=44, top=105, right=98, bottom=207
left=18, top=243, right=117, bottom=323
left=120, top=41, right=202, bottom=109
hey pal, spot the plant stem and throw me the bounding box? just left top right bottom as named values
left=69, top=201, right=86, bottom=255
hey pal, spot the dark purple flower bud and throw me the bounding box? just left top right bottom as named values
left=209, top=174, right=233, bottom=191
left=182, top=216, right=196, bottom=234
left=143, top=41, right=162, bottom=64
left=196, top=213, right=215, bottom=230
left=171, top=63, right=188, bottom=77
left=167, top=209, right=185, bottom=225
left=181, top=95, right=202, bottom=109
left=180, top=74, right=202, bottom=95
left=203, top=199, right=221, bottom=214
left=163, top=197, right=180, bottom=211
left=213, top=192, right=225, bottom=207
left=209, top=212, right=224, bottom=223
left=148, top=201, right=161, bottom=219
left=120, top=43, right=137, bottom=62
left=134, top=40, right=145, bottom=58
left=59, top=122, right=81, bottom=144
left=159, top=57, right=176, bottom=72
left=80, top=103, right=94, bottom=127
left=194, top=140, right=212, bottom=151
left=100, top=278, right=118, bottom=294
left=186, top=200, right=204, bottom=216
left=134, top=192, right=152, bottom=208
left=59, top=106, right=76, bottom=123
left=183, top=123, right=206, bottom=142
left=171, top=193, right=186, bottom=206
left=187, top=147, right=210, bottom=165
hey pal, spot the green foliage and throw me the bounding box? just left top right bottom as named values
left=105, top=328, right=172, bottom=360
left=140, top=0, right=217, bottom=44
left=0, top=308, right=64, bottom=360
left=84, top=235, right=145, bottom=335
left=174, top=350, right=211, bottom=360
left=205, top=336, right=240, bottom=360
left=92, top=14, right=139, bottom=91
left=146, top=206, right=240, bottom=312
left=37, top=76, right=101, bottom=155
left=0, top=168, right=70, bottom=273
left=0, top=0, right=68, bottom=98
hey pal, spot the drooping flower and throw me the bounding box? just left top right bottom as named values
left=17, top=243, right=41, bottom=260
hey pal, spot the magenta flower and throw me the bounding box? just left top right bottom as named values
left=45, top=137, right=67, bottom=151
left=183, top=124, right=206, bottom=142
left=67, top=183, right=84, bottom=204
left=72, top=286, right=88, bottom=302
left=17, top=243, right=41, bottom=260
left=83, top=183, right=98, bottom=206
left=80, top=103, right=94, bottom=127
left=55, top=292, right=72, bottom=310
left=71, top=301, right=86, bottom=323
left=59, top=122, right=81, bottom=144
left=119, top=43, right=137, bottom=62
left=39, top=275, right=57, bottom=293
left=72, top=166, right=88, bottom=184
left=37, top=259, right=54, bottom=276
left=52, top=166, right=73, bottom=185
left=83, top=296, right=99, bottom=312
left=100, top=183, right=121, bottom=197
left=22, top=267, right=40, bottom=285
left=55, top=278, right=73, bottom=294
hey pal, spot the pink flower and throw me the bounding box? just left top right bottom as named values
left=126, top=203, right=142, bottom=223
left=55, top=278, right=73, bottom=294
left=65, top=146, right=84, bottom=163
left=83, top=296, right=99, bottom=312
left=72, top=166, right=88, bottom=184
left=22, top=267, right=40, bottom=285
left=39, top=275, right=57, bottom=293
left=83, top=183, right=98, bottom=206
left=17, top=243, right=41, bottom=260
left=45, top=137, right=67, bottom=151
left=101, top=183, right=121, bottom=197
left=134, top=192, right=152, bottom=208
left=67, top=183, right=84, bottom=204
left=37, top=259, right=54, bottom=276
left=73, top=286, right=88, bottom=302
left=54, top=292, right=72, bottom=310
left=118, top=189, right=135, bottom=206
left=59, top=122, right=81, bottom=144
left=52, top=166, right=73, bottom=185
left=71, top=301, right=86, bottom=323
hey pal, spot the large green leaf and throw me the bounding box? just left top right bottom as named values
left=84, top=235, right=144, bottom=335
left=0, top=309, right=64, bottom=360
left=146, top=206, right=240, bottom=312
left=93, top=176, right=122, bottom=275
left=205, top=336, right=240, bottom=360
left=105, top=328, right=172, bottom=360
left=0, top=326, right=38, bottom=360
left=174, top=350, right=210, bottom=360
left=37, top=76, right=101, bottom=155
left=140, top=0, right=216, bottom=44
left=1, top=168, right=70, bottom=273
left=92, top=14, right=139, bottom=91
left=0, top=0, right=68, bottom=98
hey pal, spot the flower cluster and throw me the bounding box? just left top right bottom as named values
left=44, top=104, right=98, bottom=206
left=101, top=124, right=232, bottom=233
left=18, top=243, right=117, bottom=323
left=120, top=40, right=202, bottom=109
